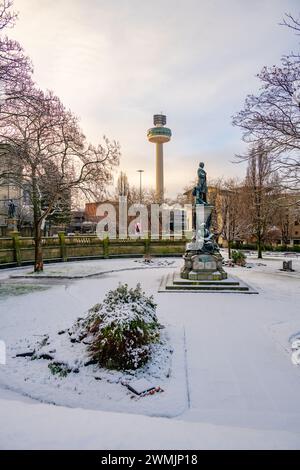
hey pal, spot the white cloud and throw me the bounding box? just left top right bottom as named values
left=10, top=0, right=300, bottom=196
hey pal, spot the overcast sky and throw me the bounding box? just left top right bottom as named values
left=10, top=0, right=300, bottom=197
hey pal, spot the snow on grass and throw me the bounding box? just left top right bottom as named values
left=9, top=257, right=179, bottom=279
left=1, top=394, right=300, bottom=450
left=134, top=258, right=176, bottom=267
left=1, top=256, right=300, bottom=449
left=0, top=284, right=49, bottom=299
left=1, top=324, right=186, bottom=417
left=0, top=264, right=187, bottom=418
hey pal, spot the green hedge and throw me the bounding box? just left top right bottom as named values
left=230, top=242, right=300, bottom=252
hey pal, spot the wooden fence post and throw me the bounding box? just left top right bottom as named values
left=144, top=237, right=150, bottom=256
left=103, top=236, right=109, bottom=258
left=11, top=231, right=21, bottom=266
left=58, top=232, right=67, bottom=262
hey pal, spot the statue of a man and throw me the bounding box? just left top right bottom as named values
left=193, top=162, right=207, bottom=205
left=8, top=199, right=16, bottom=218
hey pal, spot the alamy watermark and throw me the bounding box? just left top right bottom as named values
left=0, top=340, right=6, bottom=365
left=0, top=80, right=7, bottom=105
left=95, top=196, right=209, bottom=243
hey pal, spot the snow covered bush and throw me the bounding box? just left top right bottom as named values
left=231, top=250, right=246, bottom=266
left=73, top=283, right=160, bottom=370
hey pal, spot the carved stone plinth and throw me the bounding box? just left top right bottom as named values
left=6, top=217, right=17, bottom=234
left=180, top=252, right=227, bottom=281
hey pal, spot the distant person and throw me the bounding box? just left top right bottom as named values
left=135, top=223, right=141, bottom=236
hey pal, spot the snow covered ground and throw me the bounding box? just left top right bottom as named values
left=0, top=255, right=300, bottom=449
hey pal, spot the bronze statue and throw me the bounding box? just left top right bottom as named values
left=192, top=162, right=207, bottom=205
left=180, top=161, right=227, bottom=281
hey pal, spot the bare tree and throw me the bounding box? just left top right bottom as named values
left=0, top=1, right=32, bottom=98
left=275, top=201, right=292, bottom=248
left=214, top=178, right=249, bottom=258
left=233, top=13, right=300, bottom=191
left=116, top=171, right=130, bottom=197
left=280, top=14, right=300, bottom=37
left=273, top=191, right=300, bottom=247
left=0, top=87, right=120, bottom=271
left=126, top=185, right=162, bottom=205
left=244, top=145, right=280, bottom=258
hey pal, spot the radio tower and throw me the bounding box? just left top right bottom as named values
left=147, top=114, right=171, bottom=202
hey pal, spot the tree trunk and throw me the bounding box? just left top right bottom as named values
left=257, top=235, right=263, bottom=259
left=34, top=223, right=43, bottom=272
left=228, top=239, right=231, bottom=259
left=282, top=232, right=288, bottom=250
left=32, top=171, right=44, bottom=272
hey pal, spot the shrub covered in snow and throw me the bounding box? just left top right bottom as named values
left=231, top=250, right=246, bottom=266
left=73, top=283, right=160, bottom=370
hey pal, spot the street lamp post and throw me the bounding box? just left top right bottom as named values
left=137, top=169, right=144, bottom=204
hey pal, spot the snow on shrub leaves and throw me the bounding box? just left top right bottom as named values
left=72, top=283, right=160, bottom=370
left=231, top=250, right=246, bottom=266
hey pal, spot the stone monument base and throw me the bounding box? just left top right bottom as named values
left=6, top=218, right=17, bottom=235
left=159, top=272, right=258, bottom=294
left=180, top=252, right=227, bottom=281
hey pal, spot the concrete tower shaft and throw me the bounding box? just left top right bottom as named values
left=156, top=143, right=164, bottom=201
left=147, top=114, right=171, bottom=202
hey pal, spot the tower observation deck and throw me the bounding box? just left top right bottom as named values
left=147, top=114, right=171, bottom=202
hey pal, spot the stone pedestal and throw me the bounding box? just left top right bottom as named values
left=180, top=202, right=227, bottom=281
left=6, top=217, right=17, bottom=234
left=281, top=260, right=294, bottom=272
left=181, top=251, right=227, bottom=281
left=159, top=272, right=257, bottom=294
